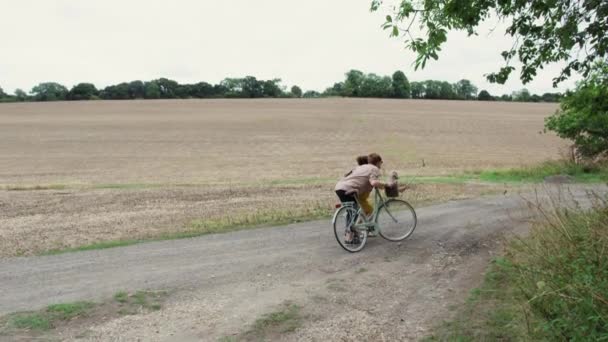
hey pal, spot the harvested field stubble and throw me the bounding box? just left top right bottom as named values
left=0, top=99, right=562, bottom=256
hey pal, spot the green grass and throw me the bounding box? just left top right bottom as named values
left=43, top=239, right=143, bottom=255
left=113, top=291, right=128, bottom=303
left=46, top=302, right=94, bottom=320
left=423, top=258, right=540, bottom=341
left=187, top=203, right=331, bottom=234
left=6, top=301, right=95, bottom=331
left=39, top=202, right=332, bottom=256
left=2, top=184, right=68, bottom=191
left=9, top=313, right=52, bottom=331
left=425, top=191, right=608, bottom=341
left=219, top=302, right=303, bottom=341
left=478, top=160, right=608, bottom=183
left=246, top=303, right=303, bottom=339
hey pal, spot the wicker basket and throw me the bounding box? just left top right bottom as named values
left=385, top=183, right=399, bottom=197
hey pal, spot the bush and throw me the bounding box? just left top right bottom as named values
left=504, top=193, right=608, bottom=340
left=545, top=62, right=608, bottom=159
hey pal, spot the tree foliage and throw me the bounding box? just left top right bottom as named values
left=14, top=89, right=27, bottom=101
left=371, top=0, right=608, bottom=86
left=478, top=90, right=494, bottom=101
left=391, top=71, right=411, bottom=98
left=69, top=83, right=98, bottom=100
left=545, top=62, right=608, bottom=158
left=291, top=85, right=303, bottom=98
left=1, top=73, right=558, bottom=103
left=454, top=79, right=478, bottom=100
left=31, top=82, right=68, bottom=101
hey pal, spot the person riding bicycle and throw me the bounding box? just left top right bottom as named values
left=335, top=153, right=386, bottom=242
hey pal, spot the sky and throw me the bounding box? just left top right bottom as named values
left=1, top=0, right=577, bottom=96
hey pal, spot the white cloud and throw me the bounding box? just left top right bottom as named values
left=0, top=0, right=577, bottom=95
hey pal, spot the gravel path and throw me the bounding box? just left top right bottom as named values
left=1, top=185, right=602, bottom=341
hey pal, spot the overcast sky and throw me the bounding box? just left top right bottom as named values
left=1, top=0, right=577, bottom=95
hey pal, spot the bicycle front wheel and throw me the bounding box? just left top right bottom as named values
left=376, top=199, right=417, bottom=241
left=333, top=206, right=368, bottom=253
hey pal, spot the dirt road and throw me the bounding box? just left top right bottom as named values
left=1, top=185, right=601, bottom=341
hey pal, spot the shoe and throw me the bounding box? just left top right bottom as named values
left=368, top=229, right=377, bottom=237
left=345, top=231, right=361, bottom=245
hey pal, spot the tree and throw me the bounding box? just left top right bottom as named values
left=423, top=80, right=442, bottom=99
left=291, top=85, right=303, bottom=98
left=439, top=81, right=456, bottom=99
left=359, top=73, right=392, bottom=97
left=391, top=71, right=410, bottom=98
left=14, top=89, right=27, bottom=101
left=240, top=76, right=263, bottom=98
left=262, top=79, right=282, bottom=97
left=541, top=93, right=561, bottom=103
left=189, top=82, right=215, bottom=98
left=31, top=82, right=68, bottom=101
left=175, top=84, right=192, bottom=99
left=512, top=88, right=531, bottom=102
left=545, top=62, right=608, bottom=158
left=101, top=83, right=130, bottom=100
left=144, top=81, right=161, bottom=99
left=303, top=90, right=321, bottom=98
left=478, top=90, right=494, bottom=101
left=410, top=82, right=425, bottom=99
left=128, top=81, right=145, bottom=99
left=68, top=83, right=98, bottom=100
left=342, top=70, right=365, bottom=97
left=454, top=79, right=477, bottom=100
left=155, top=78, right=179, bottom=99
left=371, top=0, right=608, bottom=86
left=323, top=82, right=344, bottom=97
left=221, top=78, right=243, bottom=97
left=0, top=86, right=6, bottom=98
left=499, top=94, right=512, bottom=102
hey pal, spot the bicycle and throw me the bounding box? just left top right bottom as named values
left=332, top=187, right=417, bottom=252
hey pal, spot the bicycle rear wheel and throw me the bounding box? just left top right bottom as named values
left=333, top=206, right=368, bottom=252
left=376, top=199, right=417, bottom=241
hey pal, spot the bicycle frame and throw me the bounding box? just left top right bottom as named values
left=343, top=188, right=388, bottom=232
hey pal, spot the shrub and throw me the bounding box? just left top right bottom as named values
left=545, top=62, right=608, bottom=159
left=504, top=192, right=608, bottom=340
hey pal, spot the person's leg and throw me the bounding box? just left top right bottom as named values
left=358, top=191, right=377, bottom=236
left=358, top=192, right=373, bottom=217
left=335, top=190, right=357, bottom=243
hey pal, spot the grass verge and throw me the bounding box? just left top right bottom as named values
left=41, top=202, right=333, bottom=256
left=3, top=301, right=94, bottom=332
left=478, top=160, right=608, bottom=183
left=1, top=291, right=168, bottom=339
left=425, top=190, right=608, bottom=341
left=220, top=302, right=303, bottom=341
left=187, top=203, right=330, bottom=235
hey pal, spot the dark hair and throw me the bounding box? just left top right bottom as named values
left=368, top=153, right=382, bottom=166
left=356, top=155, right=368, bottom=166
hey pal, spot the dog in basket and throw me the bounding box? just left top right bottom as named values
left=385, top=171, right=410, bottom=197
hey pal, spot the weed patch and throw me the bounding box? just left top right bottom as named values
left=3, top=301, right=95, bottom=332
left=1, top=290, right=168, bottom=339
left=426, top=191, right=608, bottom=341
left=220, top=302, right=304, bottom=341
left=114, top=290, right=166, bottom=315
left=479, top=160, right=608, bottom=183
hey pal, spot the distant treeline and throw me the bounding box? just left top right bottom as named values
left=0, top=70, right=562, bottom=103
